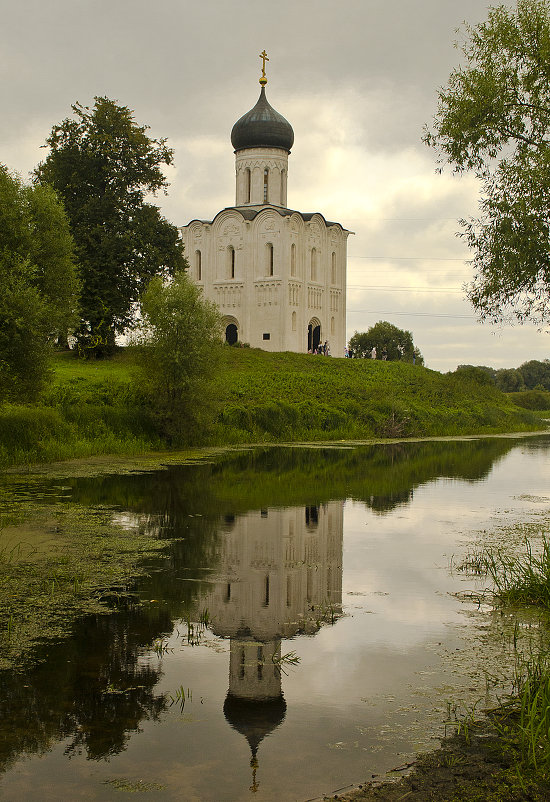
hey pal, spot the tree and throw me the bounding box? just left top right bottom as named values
left=35, top=97, right=186, bottom=356
left=0, top=165, right=79, bottom=400
left=349, top=321, right=424, bottom=364
left=518, top=358, right=550, bottom=388
left=132, top=271, right=222, bottom=444
left=495, top=367, right=525, bottom=392
left=424, top=0, right=550, bottom=325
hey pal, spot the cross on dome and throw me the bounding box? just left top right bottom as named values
left=259, top=50, right=269, bottom=86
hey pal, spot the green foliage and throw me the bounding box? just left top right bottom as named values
left=349, top=321, right=424, bottom=364
left=424, top=0, right=550, bottom=324
left=495, top=367, right=526, bottom=392
left=35, top=97, right=186, bottom=355
left=509, top=389, right=550, bottom=410
left=132, top=272, right=223, bottom=444
left=0, top=165, right=79, bottom=401
left=453, top=360, right=550, bottom=393
left=211, top=347, right=540, bottom=443
left=454, top=365, right=496, bottom=386
left=0, top=348, right=544, bottom=468
left=520, top=359, right=550, bottom=390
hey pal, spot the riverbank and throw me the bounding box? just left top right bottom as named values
left=319, top=721, right=550, bottom=801
left=0, top=348, right=547, bottom=469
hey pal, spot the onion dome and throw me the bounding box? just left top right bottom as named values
left=231, top=87, right=294, bottom=153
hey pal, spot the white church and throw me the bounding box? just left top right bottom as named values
left=180, top=53, right=350, bottom=356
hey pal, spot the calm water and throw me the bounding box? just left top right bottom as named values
left=1, top=437, right=550, bottom=801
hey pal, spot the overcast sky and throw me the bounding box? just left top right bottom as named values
left=2, top=0, right=548, bottom=371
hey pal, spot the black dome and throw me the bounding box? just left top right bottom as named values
left=231, top=87, right=294, bottom=153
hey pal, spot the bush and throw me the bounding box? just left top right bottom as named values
left=509, top=389, right=550, bottom=411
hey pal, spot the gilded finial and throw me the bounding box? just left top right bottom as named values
left=259, top=50, right=269, bottom=86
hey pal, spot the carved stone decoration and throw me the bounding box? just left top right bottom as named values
left=223, top=223, right=240, bottom=236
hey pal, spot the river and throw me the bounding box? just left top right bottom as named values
left=1, top=436, right=549, bottom=801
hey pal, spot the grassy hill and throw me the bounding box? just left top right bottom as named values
left=211, top=347, right=546, bottom=441
left=0, top=347, right=546, bottom=468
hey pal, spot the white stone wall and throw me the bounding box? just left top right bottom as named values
left=181, top=207, right=349, bottom=356
left=235, top=147, right=289, bottom=207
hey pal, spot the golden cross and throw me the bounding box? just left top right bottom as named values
left=259, top=50, right=269, bottom=85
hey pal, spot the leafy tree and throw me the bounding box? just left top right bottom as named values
left=453, top=365, right=496, bottom=386
left=424, top=0, right=550, bottom=324
left=518, top=358, right=550, bottom=389
left=349, top=321, right=424, bottom=364
left=35, top=97, right=186, bottom=356
left=0, top=165, right=78, bottom=400
left=495, top=367, right=525, bottom=392
left=132, top=271, right=222, bottom=444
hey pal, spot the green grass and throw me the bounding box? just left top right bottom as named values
left=0, top=347, right=546, bottom=468
left=210, top=347, right=544, bottom=443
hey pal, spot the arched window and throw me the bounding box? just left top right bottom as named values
left=195, top=250, right=202, bottom=281
left=292, top=311, right=297, bottom=331
left=331, top=316, right=335, bottom=335
left=245, top=168, right=251, bottom=203
left=280, top=169, right=285, bottom=203
left=228, top=246, right=235, bottom=279
left=311, top=247, right=317, bottom=282
left=331, top=252, right=336, bottom=284
left=263, top=167, right=269, bottom=203
left=266, top=242, right=274, bottom=276
left=290, top=242, right=296, bottom=276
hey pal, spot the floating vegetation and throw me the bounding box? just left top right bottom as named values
left=104, top=777, right=167, bottom=793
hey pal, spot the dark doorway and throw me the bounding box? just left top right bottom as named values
left=225, top=323, right=238, bottom=345
left=308, top=323, right=321, bottom=352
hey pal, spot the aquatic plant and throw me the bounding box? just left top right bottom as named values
left=486, top=538, right=550, bottom=608
left=168, top=685, right=194, bottom=713
left=271, top=650, right=300, bottom=676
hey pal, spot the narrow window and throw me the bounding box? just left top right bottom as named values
left=264, top=575, right=270, bottom=607
left=257, top=645, right=264, bottom=680
left=306, top=567, right=312, bottom=604
left=263, top=168, right=269, bottom=203
left=246, top=168, right=251, bottom=203
left=280, top=169, right=285, bottom=204
left=228, top=246, right=235, bottom=279
left=292, top=311, right=296, bottom=331
left=226, top=583, right=231, bottom=602
left=267, top=242, right=274, bottom=276
left=331, top=316, right=335, bottom=335
left=290, top=242, right=296, bottom=276
left=239, top=648, right=246, bottom=679
left=195, top=250, right=202, bottom=281
left=331, top=252, right=336, bottom=284
left=286, top=575, right=292, bottom=607
left=311, top=248, right=317, bottom=281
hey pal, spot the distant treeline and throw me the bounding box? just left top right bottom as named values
left=453, top=360, right=550, bottom=393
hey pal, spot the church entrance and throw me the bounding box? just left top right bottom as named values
left=307, top=320, right=321, bottom=352
left=225, top=323, right=238, bottom=345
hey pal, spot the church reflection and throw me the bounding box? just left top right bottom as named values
left=194, top=502, right=343, bottom=790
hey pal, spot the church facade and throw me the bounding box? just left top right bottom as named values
left=180, top=56, right=350, bottom=356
